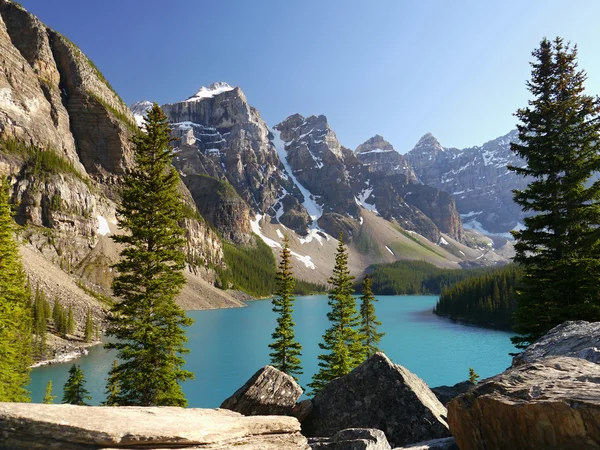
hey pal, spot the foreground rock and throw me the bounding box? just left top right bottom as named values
left=512, top=320, right=600, bottom=366
left=309, top=428, right=391, bottom=449
left=0, top=403, right=309, bottom=449
left=396, top=437, right=457, bottom=449
left=220, top=365, right=303, bottom=416
left=431, top=381, right=474, bottom=406
left=448, top=356, right=600, bottom=450
left=302, top=353, right=450, bottom=447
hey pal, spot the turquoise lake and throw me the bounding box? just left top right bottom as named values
left=29, top=295, right=517, bottom=406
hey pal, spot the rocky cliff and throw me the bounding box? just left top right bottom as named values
left=0, top=1, right=232, bottom=319
left=406, top=130, right=527, bottom=235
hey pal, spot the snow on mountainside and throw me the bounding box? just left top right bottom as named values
left=185, top=82, right=235, bottom=102
left=130, top=100, right=153, bottom=127
left=407, top=129, right=527, bottom=236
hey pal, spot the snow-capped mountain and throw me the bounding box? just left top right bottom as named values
left=130, top=100, right=153, bottom=127
left=406, top=130, right=527, bottom=236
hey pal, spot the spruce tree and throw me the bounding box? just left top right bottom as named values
left=43, top=380, right=56, bottom=404
left=106, top=103, right=193, bottom=407
left=308, top=233, right=364, bottom=394
left=62, top=364, right=91, bottom=405
left=84, top=309, right=94, bottom=343
left=268, top=235, right=302, bottom=381
left=103, top=360, right=120, bottom=406
left=0, top=176, right=32, bottom=402
left=509, top=37, right=600, bottom=347
left=359, top=275, right=384, bottom=358
left=67, top=305, right=75, bottom=335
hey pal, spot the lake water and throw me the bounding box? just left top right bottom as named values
left=29, top=295, right=517, bottom=406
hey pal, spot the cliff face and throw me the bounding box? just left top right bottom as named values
left=0, top=1, right=226, bottom=312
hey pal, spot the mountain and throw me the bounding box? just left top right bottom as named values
left=406, top=130, right=527, bottom=236
left=0, top=0, right=235, bottom=318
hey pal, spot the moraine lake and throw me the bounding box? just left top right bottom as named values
left=29, top=295, right=517, bottom=406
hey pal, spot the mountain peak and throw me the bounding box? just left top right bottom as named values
left=130, top=100, right=153, bottom=127
left=414, top=133, right=443, bottom=152
left=185, top=82, right=235, bottom=102
left=356, top=135, right=395, bottom=154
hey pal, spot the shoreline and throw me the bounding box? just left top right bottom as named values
left=31, top=340, right=103, bottom=369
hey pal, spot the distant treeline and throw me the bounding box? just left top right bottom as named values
left=367, top=260, right=492, bottom=295
left=434, top=264, right=522, bottom=330
left=215, top=236, right=327, bottom=298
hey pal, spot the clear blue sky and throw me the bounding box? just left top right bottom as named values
left=18, top=0, right=600, bottom=152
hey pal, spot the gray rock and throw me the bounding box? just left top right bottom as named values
left=309, top=428, right=391, bottom=450
left=292, top=398, right=313, bottom=422
left=394, top=437, right=457, bottom=449
left=0, top=403, right=309, bottom=449
left=512, top=320, right=600, bottom=366
left=302, top=353, right=450, bottom=448
left=220, top=365, right=303, bottom=416
left=431, top=380, right=474, bottom=405
left=448, top=356, right=600, bottom=450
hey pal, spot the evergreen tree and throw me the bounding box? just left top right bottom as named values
left=106, top=103, right=193, bottom=407
left=43, top=380, right=56, bottom=404
left=67, top=305, right=75, bottom=335
left=62, top=364, right=91, bottom=405
left=84, top=309, right=94, bottom=343
left=103, top=360, right=120, bottom=406
left=268, top=235, right=302, bottom=380
left=508, top=37, right=600, bottom=347
left=468, top=367, right=480, bottom=384
left=0, top=176, right=32, bottom=402
left=359, top=275, right=384, bottom=358
left=32, top=287, right=48, bottom=359
left=308, top=233, right=364, bottom=394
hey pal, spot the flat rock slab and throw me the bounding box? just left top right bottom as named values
left=309, top=428, right=391, bottom=449
left=302, top=353, right=450, bottom=448
left=220, top=365, right=303, bottom=416
left=512, top=320, right=600, bottom=366
left=448, top=356, right=600, bottom=450
left=395, top=437, right=458, bottom=449
left=0, top=403, right=309, bottom=449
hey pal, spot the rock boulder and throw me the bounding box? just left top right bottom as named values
left=309, top=428, right=391, bottom=450
left=512, top=320, right=600, bottom=366
left=302, top=353, right=450, bottom=447
left=0, top=403, right=309, bottom=449
left=448, top=356, right=600, bottom=450
left=220, top=365, right=303, bottom=416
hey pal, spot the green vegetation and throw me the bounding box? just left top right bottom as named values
left=32, top=286, right=50, bottom=359
left=75, top=280, right=114, bottom=307
left=359, top=275, right=384, bottom=358
left=216, top=237, right=277, bottom=297
left=269, top=236, right=303, bottom=381
left=43, top=380, right=56, bottom=404
left=368, top=260, right=489, bottom=295
left=294, top=279, right=327, bottom=295
left=87, top=92, right=139, bottom=133
left=62, top=364, right=90, bottom=405
left=83, top=309, right=94, bottom=343
left=106, top=104, right=193, bottom=407
left=0, top=138, right=90, bottom=187
left=0, top=177, right=32, bottom=402
left=103, top=360, right=120, bottom=406
left=309, top=234, right=364, bottom=395
left=509, top=37, right=600, bottom=347
left=435, top=264, right=522, bottom=330
left=468, top=368, right=480, bottom=384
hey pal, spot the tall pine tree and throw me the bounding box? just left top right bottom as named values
left=359, top=275, right=384, bottom=358
left=268, top=235, right=302, bottom=380
left=509, top=37, right=600, bottom=347
left=308, top=233, right=364, bottom=394
left=0, top=176, right=32, bottom=402
left=62, top=364, right=91, bottom=405
left=106, top=103, right=193, bottom=406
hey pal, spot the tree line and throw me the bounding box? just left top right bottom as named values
left=434, top=264, right=522, bottom=330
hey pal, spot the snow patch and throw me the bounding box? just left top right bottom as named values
left=97, top=216, right=110, bottom=236
left=355, top=187, right=378, bottom=213
left=359, top=148, right=394, bottom=154
left=186, top=82, right=234, bottom=102
left=439, top=237, right=449, bottom=245
left=299, top=228, right=324, bottom=246
left=385, top=245, right=394, bottom=255
left=276, top=229, right=284, bottom=239
left=359, top=217, right=364, bottom=225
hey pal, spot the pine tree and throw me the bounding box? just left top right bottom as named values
left=0, top=176, right=32, bottom=402
left=106, top=103, right=193, bottom=407
left=43, top=380, right=56, bottom=404
left=67, top=305, right=75, bottom=335
left=359, top=275, right=384, bottom=358
left=32, top=287, right=48, bottom=359
left=508, top=37, right=600, bottom=347
left=103, top=360, right=120, bottom=406
left=268, top=235, right=302, bottom=380
left=62, top=364, right=91, bottom=405
left=84, top=309, right=94, bottom=343
left=308, top=233, right=364, bottom=394
left=468, top=367, right=480, bottom=384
